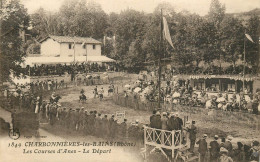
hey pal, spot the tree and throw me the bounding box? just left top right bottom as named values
left=220, top=16, right=244, bottom=73
left=58, top=0, right=108, bottom=39
left=245, top=14, right=260, bottom=73
left=30, top=8, right=62, bottom=40
left=0, top=0, right=29, bottom=81
left=207, top=0, right=226, bottom=73
left=112, top=9, right=147, bottom=70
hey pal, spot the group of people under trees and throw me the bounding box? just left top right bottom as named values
left=22, top=63, right=119, bottom=76
left=148, top=110, right=259, bottom=162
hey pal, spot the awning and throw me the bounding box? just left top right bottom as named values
left=189, top=75, right=256, bottom=81
left=23, top=56, right=115, bottom=66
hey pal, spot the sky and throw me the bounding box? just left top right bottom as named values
left=21, top=0, right=260, bottom=15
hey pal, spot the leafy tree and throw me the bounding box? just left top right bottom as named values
left=112, top=9, right=147, bottom=70
left=58, top=0, right=108, bottom=39
left=0, top=0, right=29, bottom=81
left=220, top=16, right=244, bottom=73
left=30, top=8, right=62, bottom=40
left=245, top=14, right=260, bottom=73
left=207, top=0, right=226, bottom=72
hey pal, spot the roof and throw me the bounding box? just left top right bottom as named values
left=189, top=75, right=256, bottom=81
left=39, top=35, right=102, bottom=44
left=23, top=56, right=115, bottom=66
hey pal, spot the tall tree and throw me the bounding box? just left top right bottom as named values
left=245, top=14, right=260, bottom=73
left=0, top=0, right=29, bottom=81
left=220, top=16, right=244, bottom=73
left=207, top=0, right=226, bottom=73
left=113, top=9, right=147, bottom=70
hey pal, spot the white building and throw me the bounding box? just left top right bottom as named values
left=40, top=35, right=102, bottom=57
left=24, top=35, right=114, bottom=66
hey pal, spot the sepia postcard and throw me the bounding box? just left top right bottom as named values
left=0, top=0, right=260, bottom=162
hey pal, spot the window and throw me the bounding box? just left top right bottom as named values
left=83, top=44, right=86, bottom=49
left=69, top=44, right=72, bottom=49
left=93, top=44, right=96, bottom=49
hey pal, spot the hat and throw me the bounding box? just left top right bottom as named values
left=156, top=111, right=160, bottom=115
left=203, top=134, right=208, bottom=138
left=57, top=104, right=61, bottom=107
left=162, top=112, right=167, bottom=115
left=81, top=107, right=84, bottom=109
left=135, top=119, right=139, bottom=123
left=252, top=140, right=259, bottom=146
left=175, top=112, right=179, bottom=117
left=227, top=135, right=233, bottom=141
left=214, top=135, right=219, bottom=138
left=220, top=147, right=228, bottom=153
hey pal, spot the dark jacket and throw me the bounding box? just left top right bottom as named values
left=210, top=140, right=220, bottom=158
left=187, top=124, right=197, bottom=140
left=196, top=138, right=208, bottom=154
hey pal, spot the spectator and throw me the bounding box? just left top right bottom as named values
left=196, top=134, right=208, bottom=162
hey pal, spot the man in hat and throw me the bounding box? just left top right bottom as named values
left=175, top=112, right=183, bottom=130
left=93, top=86, right=98, bottom=98
left=79, top=107, right=85, bottom=130
left=187, top=120, right=197, bottom=152
left=250, top=140, right=259, bottom=161
left=233, top=142, right=245, bottom=162
left=56, top=104, right=62, bottom=124
left=210, top=135, right=220, bottom=162
left=109, top=114, right=115, bottom=138
left=161, top=112, right=168, bottom=130
left=219, top=147, right=233, bottom=162
left=94, top=113, right=102, bottom=137
left=196, top=134, right=208, bottom=162
left=88, top=111, right=95, bottom=135
left=83, top=110, right=89, bottom=134
left=150, top=110, right=157, bottom=128
left=121, top=119, right=127, bottom=139
left=60, top=107, right=67, bottom=126
left=224, top=135, right=233, bottom=157
left=99, top=87, right=104, bottom=101
left=102, top=114, right=109, bottom=137
left=154, top=111, right=162, bottom=129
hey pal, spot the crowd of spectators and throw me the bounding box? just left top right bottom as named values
left=21, top=63, right=119, bottom=76
left=148, top=110, right=259, bottom=162
left=122, top=79, right=260, bottom=115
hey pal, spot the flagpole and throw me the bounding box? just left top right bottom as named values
left=158, top=9, right=163, bottom=109
left=86, top=43, right=88, bottom=63
left=73, top=37, right=76, bottom=63
left=243, top=31, right=246, bottom=92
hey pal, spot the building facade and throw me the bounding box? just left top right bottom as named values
left=40, top=35, right=102, bottom=57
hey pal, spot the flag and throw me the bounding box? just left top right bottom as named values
left=163, top=17, right=174, bottom=48
left=245, top=34, right=254, bottom=43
